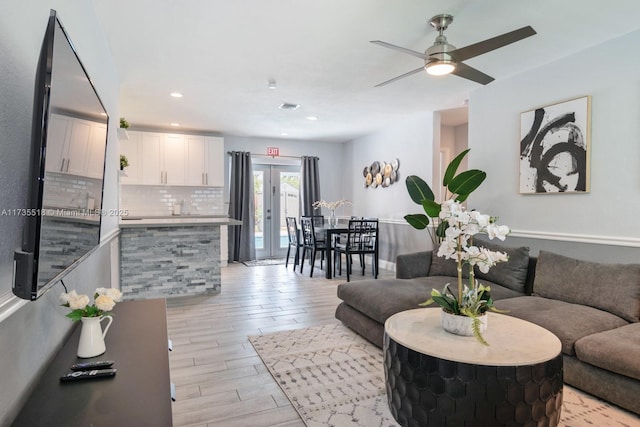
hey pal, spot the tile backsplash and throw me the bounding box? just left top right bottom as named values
left=43, top=172, right=103, bottom=209
left=120, top=185, right=225, bottom=217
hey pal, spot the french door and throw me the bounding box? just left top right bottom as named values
left=253, top=164, right=300, bottom=259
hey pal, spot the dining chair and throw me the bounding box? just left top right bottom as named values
left=285, top=217, right=303, bottom=271
left=299, top=216, right=327, bottom=277
left=334, top=218, right=379, bottom=282
left=310, top=215, right=325, bottom=243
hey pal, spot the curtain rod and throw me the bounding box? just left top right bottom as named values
left=226, top=151, right=319, bottom=160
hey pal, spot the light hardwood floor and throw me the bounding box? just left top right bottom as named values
left=167, top=259, right=394, bottom=427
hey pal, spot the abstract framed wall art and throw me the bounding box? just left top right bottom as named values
left=519, top=96, right=591, bottom=194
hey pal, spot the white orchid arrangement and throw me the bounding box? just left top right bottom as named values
left=404, top=149, right=511, bottom=344
left=420, top=199, right=510, bottom=344
left=60, top=288, right=123, bottom=321
left=312, top=199, right=351, bottom=211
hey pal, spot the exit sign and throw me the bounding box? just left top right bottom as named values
left=267, top=147, right=280, bottom=157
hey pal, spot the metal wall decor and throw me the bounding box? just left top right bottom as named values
left=363, top=158, right=400, bottom=189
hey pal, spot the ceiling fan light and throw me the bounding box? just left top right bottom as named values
left=426, top=61, right=456, bottom=76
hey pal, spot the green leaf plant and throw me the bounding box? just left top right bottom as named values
left=404, top=149, right=486, bottom=246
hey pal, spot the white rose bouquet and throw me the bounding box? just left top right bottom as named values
left=60, top=287, right=123, bottom=321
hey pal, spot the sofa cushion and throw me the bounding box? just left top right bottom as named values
left=534, top=251, right=640, bottom=322
left=396, top=251, right=432, bottom=279
left=337, top=278, right=437, bottom=324
left=574, top=323, right=640, bottom=381
left=495, top=296, right=629, bottom=355
left=474, top=239, right=531, bottom=294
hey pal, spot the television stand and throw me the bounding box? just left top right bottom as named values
left=12, top=298, right=173, bottom=426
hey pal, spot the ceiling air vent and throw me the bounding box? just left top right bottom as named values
left=279, top=103, right=300, bottom=110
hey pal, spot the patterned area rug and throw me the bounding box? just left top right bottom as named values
left=249, top=323, right=640, bottom=427
left=242, top=258, right=287, bottom=267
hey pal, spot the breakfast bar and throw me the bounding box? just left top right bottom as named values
left=119, top=216, right=241, bottom=299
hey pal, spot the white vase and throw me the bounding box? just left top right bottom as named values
left=77, top=315, right=113, bottom=358
left=440, top=310, right=487, bottom=337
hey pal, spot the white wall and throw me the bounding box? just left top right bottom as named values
left=469, top=29, right=640, bottom=254
left=343, top=111, right=436, bottom=257
left=344, top=111, right=434, bottom=221
left=0, top=2, right=119, bottom=422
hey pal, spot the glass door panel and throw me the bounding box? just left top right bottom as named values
left=253, top=164, right=300, bottom=259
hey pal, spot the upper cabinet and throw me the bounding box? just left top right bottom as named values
left=46, top=114, right=107, bottom=179
left=186, top=135, right=224, bottom=186
left=120, top=130, right=223, bottom=187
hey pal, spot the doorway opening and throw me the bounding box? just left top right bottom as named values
left=436, top=107, right=469, bottom=200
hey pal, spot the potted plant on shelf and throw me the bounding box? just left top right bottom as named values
left=118, top=117, right=130, bottom=139
left=120, top=154, right=129, bottom=171
left=404, top=149, right=510, bottom=344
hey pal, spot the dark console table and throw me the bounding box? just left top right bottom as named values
left=12, top=298, right=172, bottom=427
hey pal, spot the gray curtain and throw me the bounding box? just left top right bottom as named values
left=301, top=156, right=321, bottom=216
left=228, top=151, right=255, bottom=262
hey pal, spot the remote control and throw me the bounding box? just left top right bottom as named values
left=60, top=368, right=117, bottom=382
left=71, top=360, right=114, bottom=371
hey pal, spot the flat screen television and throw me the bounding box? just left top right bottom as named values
left=12, top=10, right=109, bottom=300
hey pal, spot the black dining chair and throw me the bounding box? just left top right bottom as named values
left=310, top=215, right=325, bottom=243
left=285, top=217, right=303, bottom=271
left=334, top=218, right=379, bottom=282
left=299, top=216, right=327, bottom=277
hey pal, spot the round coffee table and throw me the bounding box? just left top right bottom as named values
left=384, top=309, right=563, bottom=426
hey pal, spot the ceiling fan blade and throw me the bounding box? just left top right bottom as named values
left=449, top=26, right=536, bottom=62
left=451, top=62, right=494, bottom=85
left=375, top=67, right=425, bottom=87
left=370, top=40, right=427, bottom=59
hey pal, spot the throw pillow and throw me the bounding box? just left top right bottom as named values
left=534, top=251, right=640, bottom=323
left=474, top=239, right=531, bottom=294
left=428, top=244, right=470, bottom=278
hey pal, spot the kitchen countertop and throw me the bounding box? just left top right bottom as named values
left=120, top=215, right=242, bottom=227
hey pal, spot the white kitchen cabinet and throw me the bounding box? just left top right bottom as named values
left=141, top=132, right=163, bottom=184
left=85, top=123, right=107, bottom=178
left=162, top=134, right=186, bottom=185
left=139, top=132, right=187, bottom=185
left=121, top=130, right=223, bottom=187
left=46, top=115, right=72, bottom=173
left=185, top=135, right=224, bottom=186
left=46, top=114, right=106, bottom=179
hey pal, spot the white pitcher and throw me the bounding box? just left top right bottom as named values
left=77, top=315, right=113, bottom=358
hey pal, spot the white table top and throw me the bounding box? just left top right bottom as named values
left=385, top=309, right=561, bottom=366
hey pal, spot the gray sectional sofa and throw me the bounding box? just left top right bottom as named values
left=335, top=243, right=640, bottom=415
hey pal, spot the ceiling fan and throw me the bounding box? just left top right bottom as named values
left=371, top=14, right=536, bottom=87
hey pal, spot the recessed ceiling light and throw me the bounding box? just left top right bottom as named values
left=268, top=79, right=277, bottom=90
left=280, top=132, right=288, bottom=136
left=170, top=92, right=183, bottom=98
left=170, top=123, right=180, bottom=127
left=306, top=116, right=318, bottom=121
